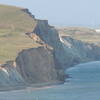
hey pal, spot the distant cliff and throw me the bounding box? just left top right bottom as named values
left=57, top=27, right=100, bottom=44
left=60, top=36, right=100, bottom=67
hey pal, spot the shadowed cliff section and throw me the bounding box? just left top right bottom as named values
left=60, top=36, right=100, bottom=67
left=0, top=4, right=65, bottom=89
left=32, top=20, right=100, bottom=69
left=0, top=46, right=65, bottom=90
left=33, top=20, right=71, bottom=69
left=16, top=47, right=64, bottom=84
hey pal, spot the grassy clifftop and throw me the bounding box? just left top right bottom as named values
left=0, top=4, right=36, bottom=33
left=58, top=27, right=100, bottom=44
left=0, top=4, right=38, bottom=63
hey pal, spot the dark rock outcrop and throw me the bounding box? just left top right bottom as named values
left=16, top=47, right=64, bottom=84
left=33, top=20, right=70, bottom=69
left=21, top=8, right=35, bottom=19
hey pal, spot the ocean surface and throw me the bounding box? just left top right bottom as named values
left=1, top=61, right=100, bottom=100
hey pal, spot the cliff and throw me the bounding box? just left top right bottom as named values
left=16, top=47, right=64, bottom=84
left=0, top=61, right=25, bottom=90
left=0, top=46, right=64, bottom=90
left=0, top=5, right=65, bottom=90
left=33, top=20, right=71, bottom=69
left=0, top=5, right=100, bottom=90
left=32, top=20, right=100, bottom=69
left=60, top=36, right=100, bottom=67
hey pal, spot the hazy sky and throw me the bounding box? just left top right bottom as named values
left=0, top=0, right=100, bottom=27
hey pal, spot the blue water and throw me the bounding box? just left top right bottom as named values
left=1, top=61, right=100, bottom=100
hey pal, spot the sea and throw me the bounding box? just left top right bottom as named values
left=0, top=61, right=100, bottom=100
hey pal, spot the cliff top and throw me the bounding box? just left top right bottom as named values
left=57, top=27, right=100, bottom=44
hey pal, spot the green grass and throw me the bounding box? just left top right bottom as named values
left=0, top=4, right=39, bottom=63
left=0, top=4, right=37, bottom=33
left=58, top=27, right=100, bottom=43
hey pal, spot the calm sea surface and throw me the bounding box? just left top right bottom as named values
left=1, top=61, right=100, bottom=100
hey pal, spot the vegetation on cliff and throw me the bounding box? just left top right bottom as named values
left=57, top=27, right=100, bottom=44
left=0, top=4, right=37, bottom=63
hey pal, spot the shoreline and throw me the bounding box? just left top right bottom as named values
left=0, top=81, right=64, bottom=92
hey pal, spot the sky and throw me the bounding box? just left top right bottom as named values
left=0, top=0, right=100, bottom=27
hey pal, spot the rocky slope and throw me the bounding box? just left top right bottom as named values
left=32, top=20, right=100, bottom=69
left=0, top=61, right=25, bottom=90
left=60, top=36, right=100, bottom=67
left=33, top=20, right=71, bottom=69
left=0, top=46, right=65, bottom=90
left=16, top=47, right=64, bottom=84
